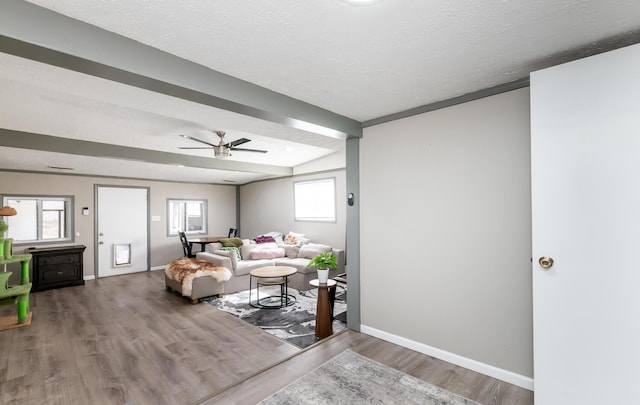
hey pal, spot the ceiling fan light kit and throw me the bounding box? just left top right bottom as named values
left=214, top=145, right=230, bottom=158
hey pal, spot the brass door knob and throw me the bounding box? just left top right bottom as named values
left=538, top=256, right=554, bottom=269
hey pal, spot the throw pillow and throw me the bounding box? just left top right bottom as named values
left=214, top=249, right=238, bottom=269
left=250, top=248, right=286, bottom=259
left=284, top=231, right=306, bottom=246
left=220, top=237, right=243, bottom=248
left=259, top=231, right=284, bottom=244
left=297, top=243, right=332, bottom=259
left=254, top=235, right=276, bottom=244
left=220, top=246, right=241, bottom=262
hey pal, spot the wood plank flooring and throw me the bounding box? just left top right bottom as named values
left=0, top=270, right=533, bottom=405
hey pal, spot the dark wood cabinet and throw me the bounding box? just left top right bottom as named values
left=27, top=245, right=86, bottom=292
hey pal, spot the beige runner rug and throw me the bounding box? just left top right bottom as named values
left=258, top=349, right=480, bottom=404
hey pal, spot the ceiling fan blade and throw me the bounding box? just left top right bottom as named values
left=230, top=147, right=268, bottom=153
left=178, top=146, right=214, bottom=149
left=180, top=134, right=218, bottom=147
left=226, top=138, right=251, bottom=148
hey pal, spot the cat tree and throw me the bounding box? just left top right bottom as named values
left=0, top=206, right=33, bottom=329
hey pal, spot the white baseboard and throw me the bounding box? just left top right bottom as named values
left=360, top=324, right=534, bottom=391
left=84, top=266, right=165, bottom=280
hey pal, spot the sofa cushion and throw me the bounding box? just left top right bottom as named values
left=214, top=249, right=238, bottom=269
left=297, top=243, right=332, bottom=259
left=235, top=259, right=276, bottom=276
left=250, top=248, right=285, bottom=259
left=220, top=237, right=243, bottom=247
left=276, top=257, right=315, bottom=274
left=279, top=243, right=300, bottom=258
left=196, top=251, right=233, bottom=269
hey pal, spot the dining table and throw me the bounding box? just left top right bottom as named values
left=188, top=236, right=228, bottom=253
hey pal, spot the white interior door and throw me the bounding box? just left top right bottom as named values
left=531, top=44, right=640, bottom=404
left=97, top=186, right=148, bottom=277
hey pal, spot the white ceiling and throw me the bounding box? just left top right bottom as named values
left=1, top=0, right=639, bottom=184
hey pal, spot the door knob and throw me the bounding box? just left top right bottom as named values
left=538, top=256, right=554, bottom=269
left=99, top=241, right=104, bottom=245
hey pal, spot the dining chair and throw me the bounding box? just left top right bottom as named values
left=178, top=231, right=195, bottom=258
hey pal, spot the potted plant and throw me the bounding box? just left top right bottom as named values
left=307, top=251, right=338, bottom=283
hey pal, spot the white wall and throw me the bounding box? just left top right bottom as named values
left=294, top=149, right=345, bottom=175
left=0, top=172, right=236, bottom=276
left=360, top=88, right=533, bottom=379
left=240, top=170, right=346, bottom=250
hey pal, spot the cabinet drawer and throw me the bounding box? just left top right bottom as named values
left=40, top=264, right=79, bottom=283
left=40, top=254, right=79, bottom=266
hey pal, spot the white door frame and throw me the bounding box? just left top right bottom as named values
left=94, top=185, right=150, bottom=278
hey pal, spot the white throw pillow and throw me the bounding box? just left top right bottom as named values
left=284, top=232, right=310, bottom=246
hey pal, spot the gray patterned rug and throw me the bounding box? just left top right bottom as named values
left=258, top=349, right=480, bottom=405
left=206, top=286, right=347, bottom=349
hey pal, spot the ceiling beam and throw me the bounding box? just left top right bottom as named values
left=0, top=129, right=292, bottom=177
left=0, top=0, right=362, bottom=140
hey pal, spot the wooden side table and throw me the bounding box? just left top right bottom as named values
left=309, top=279, right=337, bottom=339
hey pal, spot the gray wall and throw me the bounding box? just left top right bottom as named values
left=239, top=169, right=346, bottom=250
left=0, top=172, right=236, bottom=276
left=360, top=88, right=533, bottom=377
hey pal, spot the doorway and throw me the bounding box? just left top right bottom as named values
left=95, top=185, right=149, bottom=278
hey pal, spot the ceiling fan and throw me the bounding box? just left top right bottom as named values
left=178, top=131, right=267, bottom=158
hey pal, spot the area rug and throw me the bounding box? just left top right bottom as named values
left=258, top=349, right=480, bottom=405
left=206, top=286, right=347, bottom=349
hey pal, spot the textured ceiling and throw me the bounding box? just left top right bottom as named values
left=1, top=0, right=640, bottom=184
left=24, top=0, right=640, bottom=121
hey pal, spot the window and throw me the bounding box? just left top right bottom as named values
left=167, top=199, right=207, bottom=235
left=2, top=195, right=73, bottom=244
left=294, top=178, right=336, bottom=222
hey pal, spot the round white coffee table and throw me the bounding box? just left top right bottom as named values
left=249, top=266, right=297, bottom=308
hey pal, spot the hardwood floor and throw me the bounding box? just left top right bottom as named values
left=0, top=270, right=533, bottom=405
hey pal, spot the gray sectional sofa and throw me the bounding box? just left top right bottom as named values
left=195, top=239, right=345, bottom=294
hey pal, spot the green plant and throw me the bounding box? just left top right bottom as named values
left=306, top=251, right=337, bottom=270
